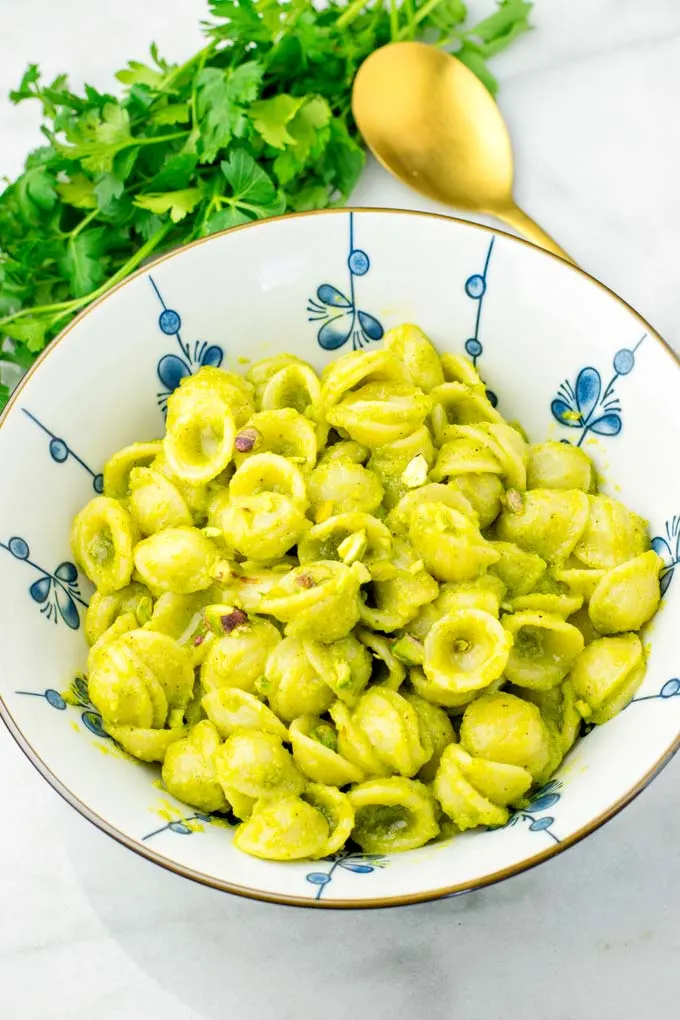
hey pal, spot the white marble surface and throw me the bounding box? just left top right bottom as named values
left=2, top=1, right=680, bottom=1017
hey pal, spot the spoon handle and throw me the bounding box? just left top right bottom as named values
left=497, top=203, right=574, bottom=264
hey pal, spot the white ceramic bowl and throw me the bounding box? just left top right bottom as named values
left=2, top=208, right=679, bottom=908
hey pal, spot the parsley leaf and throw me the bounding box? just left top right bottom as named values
left=251, top=95, right=306, bottom=149
left=58, top=228, right=108, bottom=297
left=15, top=167, right=58, bottom=217
left=195, top=62, right=263, bottom=162
left=220, top=149, right=285, bottom=216
left=115, top=60, right=167, bottom=89
left=134, top=188, right=204, bottom=223
left=56, top=174, right=98, bottom=210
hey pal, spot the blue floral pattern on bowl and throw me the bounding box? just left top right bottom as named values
left=651, top=515, right=680, bottom=596
left=503, top=780, right=563, bottom=844
left=22, top=409, right=103, bottom=492
left=16, top=674, right=107, bottom=737
left=143, top=812, right=216, bottom=841
left=306, top=851, right=388, bottom=900
left=463, top=237, right=498, bottom=406
left=629, top=677, right=680, bottom=706
left=0, top=536, right=87, bottom=629
left=307, top=212, right=383, bottom=351
left=150, top=277, right=224, bottom=413
left=551, top=336, right=646, bottom=444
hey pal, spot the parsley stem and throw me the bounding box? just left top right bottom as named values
left=403, top=0, right=415, bottom=38
left=83, top=222, right=174, bottom=299
left=129, top=131, right=187, bottom=149
left=389, top=0, right=400, bottom=40
left=398, top=0, right=448, bottom=34
left=0, top=223, right=173, bottom=331
left=160, top=43, right=216, bottom=92
left=336, top=0, right=373, bottom=30
left=68, top=207, right=99, bottom=241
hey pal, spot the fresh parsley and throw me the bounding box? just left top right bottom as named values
left=0, top=0, right=533, bottom=407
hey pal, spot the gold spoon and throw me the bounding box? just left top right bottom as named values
left=352, top=41, right=573, bottom=263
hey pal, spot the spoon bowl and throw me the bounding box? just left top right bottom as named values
left=352, top=41, right=572, bottom=261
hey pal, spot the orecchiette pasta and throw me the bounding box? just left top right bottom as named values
left=214, top=731, right=305, bottom=800
left=128, top=467, right=192, bottom=536
left=573, top=495, right=649, bottom=568
left=103, top=441, right=163, bottom=501
left=303, top=636, right=372, bottom=706
left=234, top=409, right=318, bottom=471
left=434, top=743, right=532, bottom=831
left=202, top=687, right=288, bottom=741
left=496, top=488, right=590, bottom=562
left=421, top=609, right=512, bottom=704
left=409, top=503, right=499, bottom=582
left=326, top=381, right=432, bottom=447
left=167, top=366, right=254, bottom=429
left=70, top=326, right=663, bottom=861
left=587, top=550, right=661, bottom=634
left=200, top=617, right=281, bottom=693
left=348, top=777, right=439, bottom=852
left=72, top=496, right=136, bottom=593
left=233, top=792, right=330, bottom=860
left=449, top=471, right=504, bottom=528
left=383, top=323, right=445, bottom=392
left=570, top=633, right=646, bottom=724
left=84, top=582, right=151, bottom=646
left=306, top=458, right=384, bottom=518
left=460, top=692, right=553, bottom=782
left=161, top=720, right=228, bottom=813
left=368, top=425, right=435, bottom=508
left=406, top=576, right=506, bottom=641
left=164, top=391, right=236, bottom=484
left=502, top=611, right=585, bottom=690
left=289, top=716, right=365, bottom=786
left=133, top=526, right=219, bottom=593
left=264, top=637, right=335, bottom=722
left=526, top=441, right=593, bottom=492
left=320, top=348, right=409, bottom=407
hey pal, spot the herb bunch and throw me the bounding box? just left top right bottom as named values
left=0, top=0, right=533, bottom=408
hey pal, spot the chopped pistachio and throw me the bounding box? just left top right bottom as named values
left=204, top=604, right=247, bottom=634
left=351, top=561, right=372, bottom=585
left=335, top=662, right=354, bottom=690
left=310, top=723, right=338, bottom=752
left=234, top=427, right=259, bottom=453
left=167, top=707, right=185, bottom=728
left=221, top=608, right=248, bottom=632
left=135, top=595, right=153, bottom=626
left=391, top=634, right=425, bottom=665
left=401, top=453, right=429, bottom=489
left=505, top=488, right=525, bottom=514
left=210, top=559, right=233, bottom=584
left=296, top=572, right=316, bottom=589
left=315, top=499, right=334, bottom=524
left=254, top=675, right=270, bottom=697
left=201, top=526, right=222, bottom=539
left=370, top=561, right=399, bottom=582
left=337, top=529, right=368, bottom=565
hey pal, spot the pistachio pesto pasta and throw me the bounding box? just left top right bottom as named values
left=70, top=327, right=663, bottom=863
